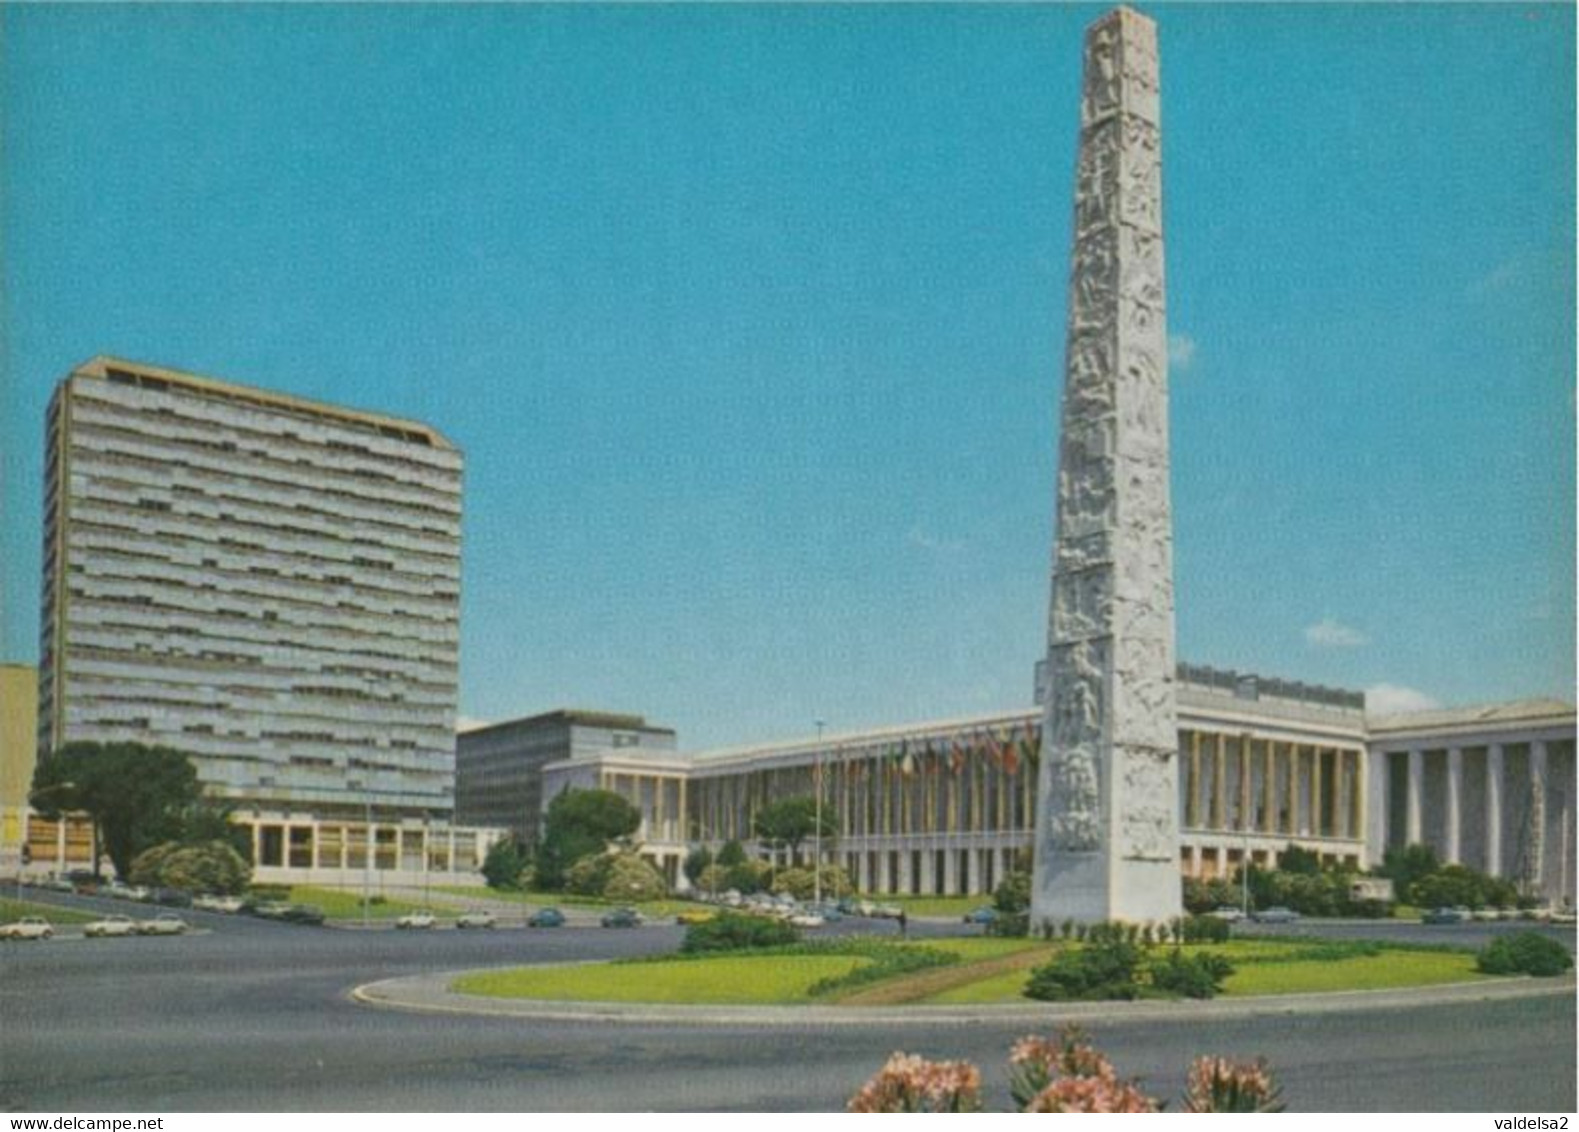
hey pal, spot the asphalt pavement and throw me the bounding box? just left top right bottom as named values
left=1, top=893, right=1574, bottom=1112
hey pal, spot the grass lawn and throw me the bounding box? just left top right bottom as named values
left=880, top=895, right=988, bottom=918
left=453, top=954, right=869, bottom=1004
left=288, top=886, right=438, bottom=920
left=0, top=897, right=98, bottom=925
left=1221, top=947, right=1482, bottom=996
left=924, top=940, right=1491, bottom=1005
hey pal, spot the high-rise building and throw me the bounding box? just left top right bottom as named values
left=38, top=356, right=463, bottom=833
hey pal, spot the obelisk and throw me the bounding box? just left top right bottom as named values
left=1030, top=6, right=1182, bottom=926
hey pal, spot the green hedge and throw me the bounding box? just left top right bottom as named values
left=1476, top=932, right=1573, bottom=977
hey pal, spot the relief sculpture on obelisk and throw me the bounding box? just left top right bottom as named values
left=1031, top=6, right=1182, bottom=926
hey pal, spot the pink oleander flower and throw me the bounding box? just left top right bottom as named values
left=1023, top=1075, right=1161, bottom=1113
left=847, top=1051, right=984, bottom=1113
left=1008, top=1026, right=1119, bottom=1108
left=1182, top=1056, right=1286, bottom=1113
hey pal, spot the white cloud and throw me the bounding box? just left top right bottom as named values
left=1304, top=617, right=1369, bottom=648
left=455, top=715, right=492, bottom=733
left=1168, top=334, right=1197, bottom=370
left=1364, top=684, right=1442, bottom=716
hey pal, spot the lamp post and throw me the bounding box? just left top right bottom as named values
left=350, top=780, right=371, bottom=930
left=814, top=718, right=825, bottom=907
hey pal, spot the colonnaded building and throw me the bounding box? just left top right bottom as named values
left=523, top=670, right=1575, bottom=906
left=13, top=356, right=497, bottom=885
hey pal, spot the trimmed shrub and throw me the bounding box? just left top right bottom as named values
left=1150, top=951, right=1234, bottom=999
left=681, top=910, right=801, bottom=953
left=994, top=870, right=1031, bottom=915
left=1181, top=914, right=1231, bottom=944
left=1024, top=938, right=1142, bottom=1001
left=564, top=853, right=612, bottom=896
left=1475, top=931, right=1574, bottom=977
left=602, top=852, right=668, bottom=902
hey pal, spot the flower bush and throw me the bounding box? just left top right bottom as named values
left=1182, top=1056, right=1286, bottom=1112
left=850, top=1025, right=1285, bottom=1113
left=846, top=1053, right=983, bottom=1113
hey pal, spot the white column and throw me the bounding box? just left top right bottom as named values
left=1188, top=842, right=1201, bottom=878
left=1486, top=744, right=1504, bottom=877
left=1530, top=740, right=1548, bottom=893
left=1406, top=748, right=1423, bottom=845
left=1445, top=747, right=1462, bottom=864
left=943, top=848, right=958, bottom=895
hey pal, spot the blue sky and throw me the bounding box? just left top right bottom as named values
left=2, top=4, right=1573, bottom=750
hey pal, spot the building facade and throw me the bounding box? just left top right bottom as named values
left=456, top=710, right=677, bottom=841
left=36, top=356, right=481, bottom=883
left=1368, top=700, right=1575, bottom=907
left=540, top=666, right=1382, bottom=896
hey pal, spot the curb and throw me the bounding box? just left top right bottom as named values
left=350, top=967, right=1577, bottom=1029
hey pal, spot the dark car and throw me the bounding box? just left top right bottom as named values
left=153, top=887, right=194, bottom=908
left=1421, top=906, right=1472, bottom=925
left=1249, top=906, right=1300, bottom=924
left=963, top=906, right=998, bottom=925
left=600, top=907, right=644, bottom=929
left=527, top=907, right=566, bottom=928
left=280, top=904, right=325, bottom=926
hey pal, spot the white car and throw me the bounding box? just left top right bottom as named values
left=0, top=917, right=55, bottom=941
left=83, top=914, right=139, bottom=938
left=395, top=910, right=437, bottom=930
left=193, top=894, right=244, bottom=913
left=1207, top=906, right=1246, bottom=922
left=138, top=913, right=189, bottom=936
left=455, top=911, right=496, bottom=929
left=788, top=913, right=825, bottom=928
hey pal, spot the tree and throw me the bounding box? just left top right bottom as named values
left=683, top=845, right=714, bottom=887
left=481, top=836, right=532, bottom=891
left=715, top=839, right=748, bottom=868
left=751, top=796, right=837, bottom=864
left=533, top=788, right=641, bottom=890
left=32, top=741, right=202, bottom=878
left=131, top=840, right=250, bottom=894
left=1379, top=843, right=1440, bottom=896
left=1274, top=844, right=1324, bottom=876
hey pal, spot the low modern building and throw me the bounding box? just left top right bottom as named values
left=540, top=665, right=1394, bottom=896
left=1368, top=700, right=1575, bottom=906
left=456, top=710, right=677, bottom=841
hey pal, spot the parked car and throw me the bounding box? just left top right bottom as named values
left=83, top=914, right=139, bottom=938
left=963, top=906, right=998, bottom=925
left=36, top=877, right=75, bottom=894
left=208, top=895, right=246, bottom=914
left=395, top=910, right=437, bottom=930
left=1470, top=907, right=1502, bottom=922
left=809, top=903, right=846, bottom=923
left=787, top=912, right=825, bottom=928
left=1551, top=909, right=1577, bottom=926
left=675, top=908, right=716, bottom=925
left=871, top=903, right=904, bottom=919
left=153, top=887, right=194, bottom=908
left=0, top=917, right=54, bottom=941
left=1249, top=906, right=1300, bottom=924
left=280, top=904, right=325, bottom=926
left=600, top=907, right=644, bottom=929
left=1421, top=906, right=1472, bottom=925
left=251, top=901, right=293, bottom=920
left=455, top=911, right=497, bottom=930
left=527, top=907, right=566, bottom=928
left=137, top=913, right=189, bottom=936
left=1208, top=906, right=1246, bottom=922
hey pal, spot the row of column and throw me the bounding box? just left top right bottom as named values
left=845, top=842, right=1019, bottom=896
left=1183, top=732, right=1364, bottom=841
left=1397, top=740, right=1544, bottom=881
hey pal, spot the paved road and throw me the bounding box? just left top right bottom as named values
left=2, top=895, right=1573, bottom=1112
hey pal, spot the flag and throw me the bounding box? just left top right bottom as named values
left=1002, top=726, right=1021, bottom=777
left=950, top=738, right=966, bottom=774
left=1023, top=726, right=1042, bottom=770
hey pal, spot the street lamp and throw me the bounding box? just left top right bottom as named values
left=814, top=719, right=825, bottom=907
left=350, top=780, right=372, bottom=929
